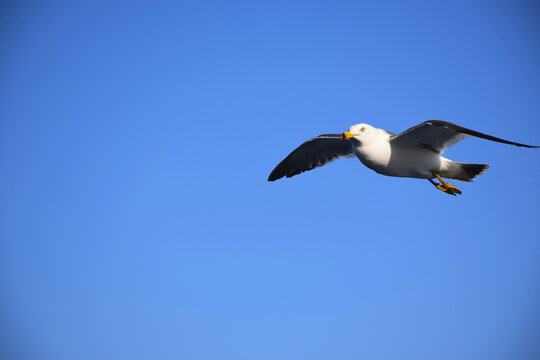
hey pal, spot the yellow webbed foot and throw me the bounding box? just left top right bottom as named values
left=429, top=174, right=462, bottom=196
left=444, top=183, right=462, bottom=195
left=435, top=184, right=457, bottom=196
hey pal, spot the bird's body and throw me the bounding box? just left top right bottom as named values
left=350, top=124, right=480, bottom=181
left=268, top=120, right=538, bottom=195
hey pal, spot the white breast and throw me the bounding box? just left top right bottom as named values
left=352, top=130, right=392, bottom=174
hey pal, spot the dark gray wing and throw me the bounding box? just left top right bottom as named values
left=268, top=134, right=355, bottom=181
left=390, top=120, right=539, bottom=154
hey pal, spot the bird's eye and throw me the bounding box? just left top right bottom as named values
left=361, top=127, right=365, bottom=132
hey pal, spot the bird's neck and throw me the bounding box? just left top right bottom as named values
left=353, top=129, right=391, bottom=169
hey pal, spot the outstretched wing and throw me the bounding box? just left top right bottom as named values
left=268, top=134, right=355, bottom=181
left=390, top=120, right=538, bottom=154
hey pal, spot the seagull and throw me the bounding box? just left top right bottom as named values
left=268, top=120, right=538, bottom=195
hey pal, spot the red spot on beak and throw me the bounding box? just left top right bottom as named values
left=340, top=133, right=345, bottom=140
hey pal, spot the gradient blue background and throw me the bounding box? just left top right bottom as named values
left=1, top=1, right=540, bottom=359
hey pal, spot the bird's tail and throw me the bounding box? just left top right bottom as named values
left=443, top=162, right=490, bottom=182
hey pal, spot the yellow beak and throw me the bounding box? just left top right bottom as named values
left=342, top=131, right=357, bottom=139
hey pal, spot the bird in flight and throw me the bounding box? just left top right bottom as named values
left=268, top=120, right=538, bottom=195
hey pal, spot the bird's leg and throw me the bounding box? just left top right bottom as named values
left=428, top=178, right=456, bottom=196
left=432, top=172, right=462, bottom=195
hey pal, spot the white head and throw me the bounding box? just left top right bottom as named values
left=341, top=123, right=377, bottom=145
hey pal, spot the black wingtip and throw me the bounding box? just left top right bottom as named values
left=267, top=170, right=282, bottom=182
left=427, top=120, right=540, bottom=148
left=503, top=143, right=539, bottom=148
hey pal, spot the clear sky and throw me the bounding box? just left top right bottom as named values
left=1, top=1, right=540, bottom=359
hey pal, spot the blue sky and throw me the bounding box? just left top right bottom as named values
left=1, top=1, right=540, bottom=359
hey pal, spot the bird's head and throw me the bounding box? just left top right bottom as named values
left=341, top=123, right=375, bottom=144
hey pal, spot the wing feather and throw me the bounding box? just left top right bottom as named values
left=390, top=120, right=538, bottom=153
left=268, top=134, right=355, bottom=181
